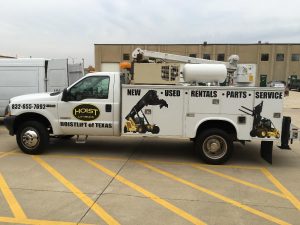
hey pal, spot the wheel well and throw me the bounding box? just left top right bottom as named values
left=13, top=113, right=52, bottom=134
left=196, top=120, right=237, bottom=140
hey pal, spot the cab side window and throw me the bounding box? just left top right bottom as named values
left=69, top=76, right=110, bottom=101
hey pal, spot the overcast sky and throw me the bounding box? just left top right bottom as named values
left=1, top=0, right=300, bottom=66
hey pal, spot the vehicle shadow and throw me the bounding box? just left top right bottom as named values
left=47, top=136, right=270, bottom=166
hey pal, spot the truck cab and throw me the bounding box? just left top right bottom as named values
left=58, top=72, right=121, bottom=136
left=4, top=72, right=121, bottom=154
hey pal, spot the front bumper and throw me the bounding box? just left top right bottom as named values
left=3, top=115, right=16, bottom=136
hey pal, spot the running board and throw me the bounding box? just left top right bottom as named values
left=75, top=135, right=88, bottom=144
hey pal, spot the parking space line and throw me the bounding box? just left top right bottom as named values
left=10, top=152, right=126, bottom=161
left=144, top=160, right=262, bottom=170
left=192, top=165, right=286, bottom=198
left=32, top=156, right=120, bottom=225
left=0, top=150, right=19, bottom=159
left=83, top=158, right=207, bottom=225
left=0, top=216, right=94, bottom=225
left=261, top=168, right=300, bottom=211
left=0, top=173, right=27, bottom=219
left=9, top=152, right=263, bottom=170
left=138, top=161, right=291, bottom=225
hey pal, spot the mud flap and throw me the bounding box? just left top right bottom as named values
left=278, top=116, right=291, bottom=150
left=260, top=141, right=273, bottom=164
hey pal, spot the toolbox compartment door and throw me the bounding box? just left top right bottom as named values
left=252, top=90, right=284, bottom=140
left=122, top=87, right=184, bottom=136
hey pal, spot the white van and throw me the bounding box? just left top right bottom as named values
left=0, top=58, right=83, bottom=116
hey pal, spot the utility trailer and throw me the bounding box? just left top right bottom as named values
left=3, top=49, right=299, bottom=164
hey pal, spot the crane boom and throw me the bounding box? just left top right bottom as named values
left=132, top=48, right=239, bottom=72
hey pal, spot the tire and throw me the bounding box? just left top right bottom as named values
left=260, top=129, right=267, bottom=138
left=257, top=129, right=267, bottom=138
left=16, top=121, right=49, bottom=154
left=195, top=128, right=233, bottom=164
left=123, top=126, right=128, bottom=133
left=250, top=130, right=256, bottom=137
left=138, top=125, right=146, bottom=133
left=152, top=125, right=160, bottom=134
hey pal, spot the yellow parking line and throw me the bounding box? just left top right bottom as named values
left=147, top=161, right=262, bottom=170
left=138, top=161, right=291, bottom=225
left=132, top=158, right=262, bottom=170
left=192, top=165, right=286, bottom=198
left=32, top=156, right=120, bottom=225
left=133, top=159, right=262, bottom=170
left=10, top=152, right=126, bottom=161
left=0, top=150, right=19, bottom=159
left=0, top=173, right=27, bottom=219
left=202, top=164, right=262, bottom=170
left=0, top=216, right=94, bottom=225
left=9, top=152, right=262, bottom=170
left=83, top=158, right=207, bottom=225
left=261, top=168, right=300, bottom=211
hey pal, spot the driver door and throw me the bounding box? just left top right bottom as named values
left=57, top=75, right=114, bottom=136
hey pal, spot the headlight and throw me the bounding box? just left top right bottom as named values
left=4, top=105, right=11, bottom=117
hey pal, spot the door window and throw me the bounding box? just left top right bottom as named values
left=69, top=76, right=110, bottom=101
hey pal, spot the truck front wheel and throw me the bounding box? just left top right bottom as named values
left=195, top=128, right=233, bottom=164
left=16, top=121, right=49, bottom=154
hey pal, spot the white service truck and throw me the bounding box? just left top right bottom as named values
left=3, top=50, right=299, bottom=164
left=0, top=58, right=84, bottom=116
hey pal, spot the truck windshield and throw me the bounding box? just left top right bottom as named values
left=69, top=76, right=110, bottom=101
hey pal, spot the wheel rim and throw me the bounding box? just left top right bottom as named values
left=21, top=128, right=40, bottom=149
left=202, top=135, right=228, bottom=160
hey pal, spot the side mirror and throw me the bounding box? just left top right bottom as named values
left=61, top=88, right=69, bottom=102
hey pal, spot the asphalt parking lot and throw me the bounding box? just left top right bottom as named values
left=0, top=92, right=299, bottom=225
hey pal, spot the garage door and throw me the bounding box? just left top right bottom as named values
left=101, top=63, right=120, bottom=72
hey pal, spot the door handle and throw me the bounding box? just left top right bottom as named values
left=105, top=104, right=112, bottom=112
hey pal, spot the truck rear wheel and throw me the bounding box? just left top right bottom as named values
left=16, top=121, right=49, bottom=154
left=195, top=128, right=233, bottom=164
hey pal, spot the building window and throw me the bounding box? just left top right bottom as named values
left=291, top=54, right=300, bottom=61
left=189, top=53, right=197, bottom=58
left=261, top=53, right=269, bottom=61
left=276, top=53, right=284, bottom=61
left=123, top=53, right=130, bottom=60
left=203, top=54, right=210, bottom=60
left=217, top=53, right=225, bottom=61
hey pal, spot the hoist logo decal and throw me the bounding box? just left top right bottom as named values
left=73, top=104, right=100, bottom=121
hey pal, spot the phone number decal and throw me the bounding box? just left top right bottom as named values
left=12, top=104, right=47, bottom=110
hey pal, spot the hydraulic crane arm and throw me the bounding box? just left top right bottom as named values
left=132, top=48, right=239, bottom=72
